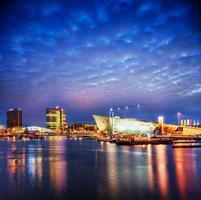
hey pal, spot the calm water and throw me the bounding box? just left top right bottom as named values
left=0, top=137, right=201, bottom=200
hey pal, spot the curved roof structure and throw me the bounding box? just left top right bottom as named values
left=26, top=126, right=52, bottom=133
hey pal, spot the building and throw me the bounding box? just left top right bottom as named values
left=69, top=123, right=98, bottom=132
left=46, top=106, right=67, bottom=132
left=0, top=124, right=6, bottom=134
left=93, top=114, right=156, bottom=135
left=25, top=126, right=53, bottom=134
left=7, top=108, right=22, bottom=128
left=177, top=112, right=182, bottom=125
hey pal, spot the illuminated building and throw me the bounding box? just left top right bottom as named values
left=0, top=124, right=6, bottom=134
left=7, top=108, right=22, bottom=128
left=177, top=112, right=182, bottom=125
left=158, top=116, right=164, bottom=135
left=69, top=123, right=98, bottom=132
left=25, top=126, right=53, bottom=134
left=93, top=115, right=156, bottom=135
left=46, top=106, right=67, bottom=132
left=93, top=115, right=110, bottom=132
left=190, top=119, right=193, bottom=126
left=0, top=124, right=5, bottom=129
left=158, top=116, right=164, bottom=124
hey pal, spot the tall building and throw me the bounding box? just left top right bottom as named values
left=177, top=112, right=182, bottom=125
left=46, top=106, right=67, bottom=132
left=7, top=108, right=22, bottom=128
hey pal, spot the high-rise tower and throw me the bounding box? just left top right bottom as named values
left=46, top=106, right=67, bottom=132
left=7, top=108, right=22, bottom=128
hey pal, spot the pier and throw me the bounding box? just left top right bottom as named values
left=97, top=134, right=201, bottom=148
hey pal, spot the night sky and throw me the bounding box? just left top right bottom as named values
left=0, top=0, right=201, bottom=126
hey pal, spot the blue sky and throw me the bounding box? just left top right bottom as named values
left=0, top=0, right=201, bottom=126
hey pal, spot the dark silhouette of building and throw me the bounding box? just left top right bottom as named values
left=7, top=108, right=22, bottom=128
left=69, top=123, right=98, bottom=132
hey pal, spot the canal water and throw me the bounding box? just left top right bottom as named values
left=0, top=137, right=201, bottom=200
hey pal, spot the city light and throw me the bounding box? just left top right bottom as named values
left=0, top=0, right=201, bottom=200
left=158, top=116, right=164, bottom=124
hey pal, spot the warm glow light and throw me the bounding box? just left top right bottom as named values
left=158, top=116, right=164, bottom=124
left=155, top=145, right=169, bottom=199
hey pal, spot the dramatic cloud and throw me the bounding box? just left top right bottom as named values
left=0, top=0, right=201, bottom=125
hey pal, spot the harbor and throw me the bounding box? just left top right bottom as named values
left=0, top=137, right=201, bottom=200
left=1, top=109, right=201, bottom=148
left=0, top=0, right=201, bottom=199
left=97, top=135, right=201, bottom=147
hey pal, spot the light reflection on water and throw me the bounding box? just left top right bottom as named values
left=0, top=138, right=201, bottom=200
left=173, top=148, right=199, bottom=200
left=155, top=145, right=169, bottom=200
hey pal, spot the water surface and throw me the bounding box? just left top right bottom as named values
left=0, top=137, right=201, bottom=200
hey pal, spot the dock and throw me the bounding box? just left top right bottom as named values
left=97, top=134, right=201, bottom=147
left=115, top=137, right=172, bottom=145
left=172, top=143, right=201, bottom=148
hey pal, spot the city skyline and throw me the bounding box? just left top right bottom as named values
left=1, top=106, right=201, bottom=127
left=0, top=0, right=201, bottom=126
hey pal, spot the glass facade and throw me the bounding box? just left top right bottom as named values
left=46, top=107, right=67, bottom=132
left=7, top=108, right=22, bottom=128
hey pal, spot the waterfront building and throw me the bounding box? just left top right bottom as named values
left=158, top=116, right=164, bottom=135
left=25, top=126, right=53, bottom=134
left=0, top=124, right=6, bottom=134
left=93, top=114, right=156, bottom=135
left=46, top=106, right=67, bottom=132
left=190, top=119, right=193, bottom=126
left=69, top=123, right=98, bottom=132
left=7, top=108, right=22, bottom=128
left=177, top=112, right=182, bottom=125
left=158, top=116, right=164, bottom=124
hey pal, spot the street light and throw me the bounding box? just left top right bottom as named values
left=109, top=104, right=141, bottom=135
left=109, top=107, right=114, bottom=135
